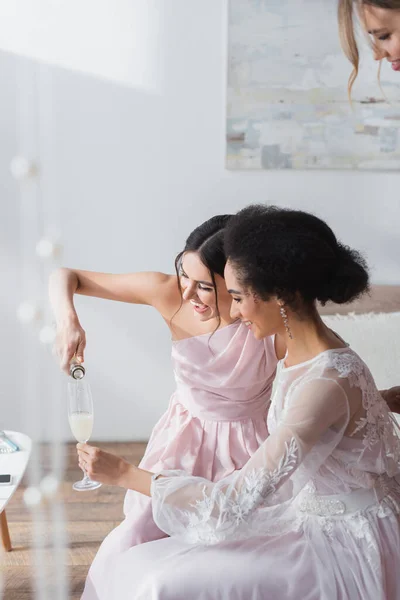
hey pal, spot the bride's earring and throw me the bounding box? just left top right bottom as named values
left=279, top=303, right=293, bottom=339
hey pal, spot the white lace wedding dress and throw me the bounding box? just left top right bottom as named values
left=103, top=348, right=400, bottom=599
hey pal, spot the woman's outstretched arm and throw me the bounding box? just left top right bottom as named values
left=49, top=268, right=179, bottom=373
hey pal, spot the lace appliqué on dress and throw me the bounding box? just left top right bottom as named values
left=330, top=352, right=400, bottom=468
left=183, top=437, right=298, bottom=544
left=298, top=495, right=345, bottom=517
left=343, top=486, right=400, bottom=575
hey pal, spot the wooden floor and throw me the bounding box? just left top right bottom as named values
left=1, top=442, right=147, bottom=600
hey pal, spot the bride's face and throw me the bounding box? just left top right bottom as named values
left=363, top=5, right=400, bottom=70
left=224, top=261, right=283, bottom=340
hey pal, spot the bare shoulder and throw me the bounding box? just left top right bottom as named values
left=114, top=271, right=181, bottom=313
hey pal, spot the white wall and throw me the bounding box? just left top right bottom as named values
left=1, top=1, right=399, bottom=441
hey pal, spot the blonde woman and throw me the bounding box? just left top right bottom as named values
left=338, top=0, right=400, bottom=93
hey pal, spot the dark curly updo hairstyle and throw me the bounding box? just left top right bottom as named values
left=172, top=214, right=233, bottom=329
left=224, top=205, right=369, bottom=312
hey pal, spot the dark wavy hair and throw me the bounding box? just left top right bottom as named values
left=224, top=205, right=369, bottom=313
left=172, top=214, right=233, bottom=327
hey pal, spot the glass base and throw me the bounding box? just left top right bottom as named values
left=73, top=477, right=102, bottom=492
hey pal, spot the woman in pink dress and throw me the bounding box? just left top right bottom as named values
left=50, top=215, right=280, bottom=597
left=79, top=205, right=400, bottom=599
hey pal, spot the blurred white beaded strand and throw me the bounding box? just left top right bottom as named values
left=23, top=486, right=43, bottom=508
left=10, top=155, right=38, bottom=181
left=35, top=238, right=62, bottom=260
left=39, top=325, right=56, bottom=345
left=14, top=58, right=49, bottom=600
left=36, top=61, right=69, bottom=600
left=12, top=58, right=68, bottom=600
left=17, top=302, right=42, bottom=325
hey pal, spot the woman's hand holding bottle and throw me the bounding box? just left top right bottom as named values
left=55, top=316, right=86, bottom=374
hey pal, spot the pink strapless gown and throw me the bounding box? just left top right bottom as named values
left=82, top=322, right=277, bottom=599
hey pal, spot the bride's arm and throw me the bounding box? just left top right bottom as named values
left=77, top=385, right=400, bottom=495
left=78, top=376, right=350, bottom=544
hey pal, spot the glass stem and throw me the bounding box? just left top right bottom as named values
left=82, top=437, right=90, bottom=480
left=82, top=465, right=90, bottom=481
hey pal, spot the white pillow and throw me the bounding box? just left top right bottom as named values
left=322, top=312, right=400, bottom=391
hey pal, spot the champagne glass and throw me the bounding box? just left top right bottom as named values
left=67, top=378, right=102, bottom=491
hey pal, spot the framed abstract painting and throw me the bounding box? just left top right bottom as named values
left=226, top=0, right=400, bottom=170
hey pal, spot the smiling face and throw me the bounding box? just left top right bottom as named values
left=224, top=261, right=284, bottom=340
left=363, top=4, right=400, bottom=68
left=180, top=251, right=231, bottom=322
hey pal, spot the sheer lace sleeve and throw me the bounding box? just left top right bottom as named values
left=151, top=376, right=350, bottom=544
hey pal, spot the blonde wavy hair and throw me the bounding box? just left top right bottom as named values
left=338, top=0, right=400, bottom=97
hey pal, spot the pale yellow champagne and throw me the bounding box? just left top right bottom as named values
left=69, top=411, right=93, bottom=442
